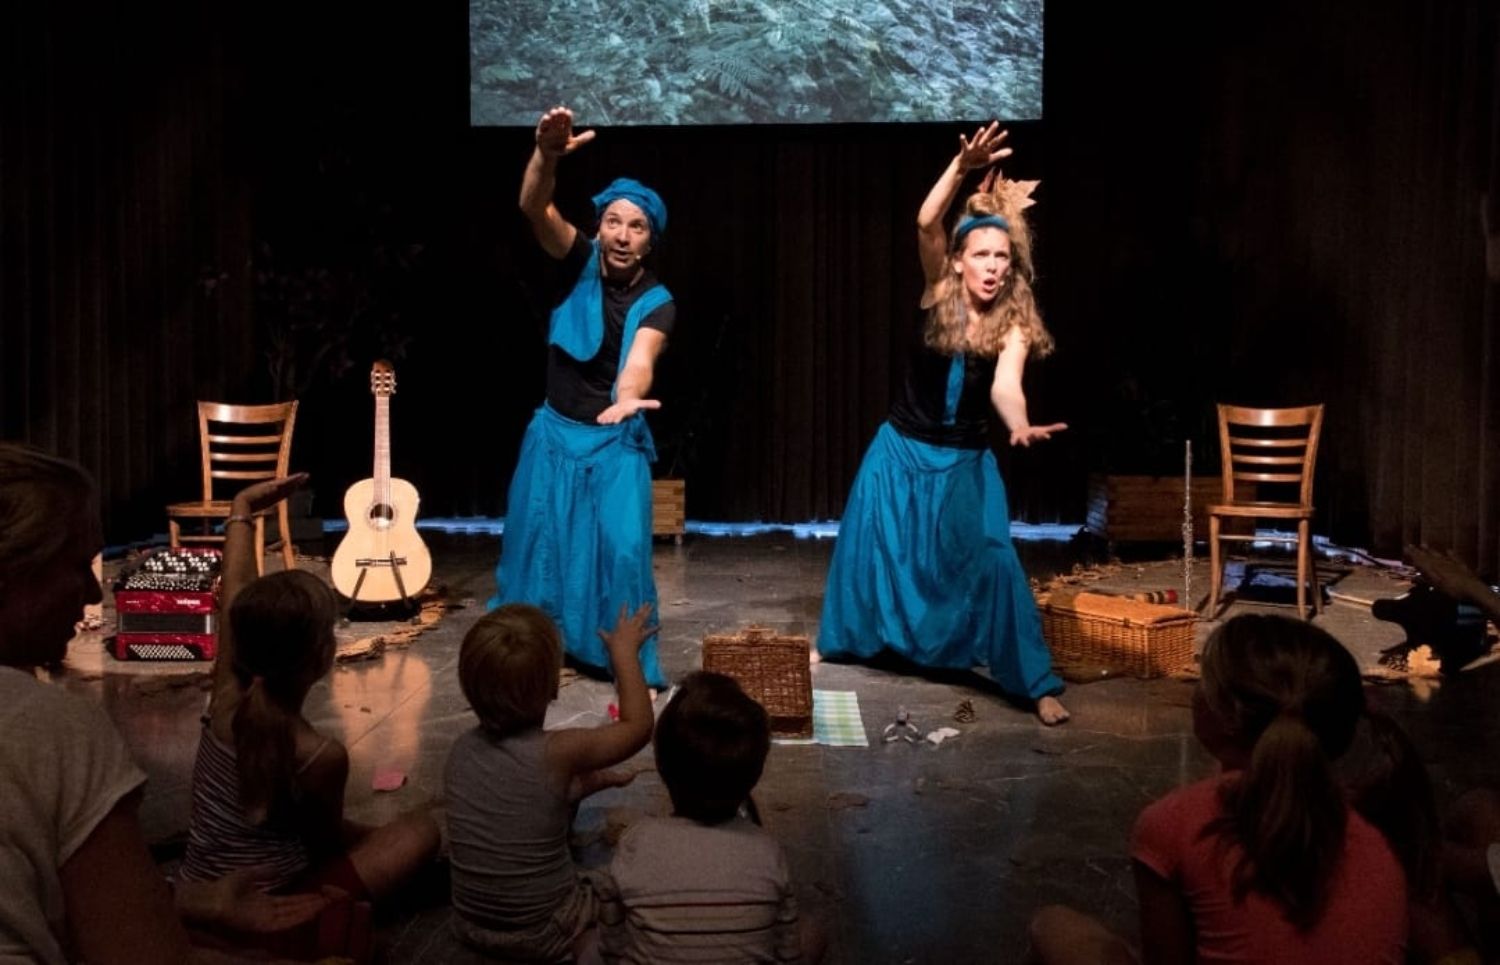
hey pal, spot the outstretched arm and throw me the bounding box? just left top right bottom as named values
left=519, top=106, right=593, bottom=259
left=992, top=327, right=1067, bottom=447
left=597, top=328, right=667, bottom=425
left=210, top=473, right=310, bottom=711
left=1405, top=544, right=1500, bottom=624
left=547, top=603, right=656, bottom=782
left=917, top=122, right=1011, bottom=290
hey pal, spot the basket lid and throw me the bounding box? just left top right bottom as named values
left=1043, top=591, right=1197, bottom=626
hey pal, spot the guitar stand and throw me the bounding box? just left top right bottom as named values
left=341, top=551, right=420, bottom=624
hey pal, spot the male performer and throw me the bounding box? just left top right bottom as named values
left=489, top=106, right=673, bottom=687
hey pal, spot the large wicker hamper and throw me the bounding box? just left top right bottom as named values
left=1040, top=591, right=1196, bottom=678
left=701, top=626, right=814, bottom=738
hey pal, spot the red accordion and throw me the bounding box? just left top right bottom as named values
left=111, top=548, right=221, bottom=661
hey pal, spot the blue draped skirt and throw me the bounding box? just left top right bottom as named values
left=489, top=404, right=666, bottom=688
left=817, top=422, right=1063, bottom=700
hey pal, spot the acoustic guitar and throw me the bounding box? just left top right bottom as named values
left=331, top=361, right=433, bottom=603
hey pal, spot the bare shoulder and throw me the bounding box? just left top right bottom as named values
left=540, top=729, right=585, bottom=774
left=541, top=726, right=589, bottom=780
left=296, top=729, right=349, bottom=786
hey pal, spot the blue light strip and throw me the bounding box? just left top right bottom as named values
left=120, top=522, right=1421, bottom=561
left=318, top=517, right=1087, bottom=542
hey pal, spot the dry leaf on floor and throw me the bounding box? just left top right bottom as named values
left=826, top=792, right=870, bottom=811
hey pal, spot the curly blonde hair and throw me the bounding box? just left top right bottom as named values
left=925, top=189, right=1053, bottom=359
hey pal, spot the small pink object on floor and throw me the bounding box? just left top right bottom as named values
left=371, top=769, right=407, bottom=792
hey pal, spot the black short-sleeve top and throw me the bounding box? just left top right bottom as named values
left=543, top=235, right=676, bottom=422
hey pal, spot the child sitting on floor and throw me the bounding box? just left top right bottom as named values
left=597, top=671, right=824, bottom=964
left=445, top=602, right=656, bottom=963
left=177, top=474, right=440, bottom=955
left=1032, top=614, right=1410, bottom=965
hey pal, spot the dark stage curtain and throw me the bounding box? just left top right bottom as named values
left=1, top=3, right=254, bottom=539
left=5, top=1, right=1498, bottom=577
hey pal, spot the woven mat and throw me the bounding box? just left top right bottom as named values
left=334, top=584, right=450, bottom=663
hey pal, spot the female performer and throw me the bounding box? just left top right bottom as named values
left=817, top=124, right=1069, bottom=725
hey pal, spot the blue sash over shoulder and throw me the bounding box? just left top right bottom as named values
left=548, top=240, right=673, bottom=368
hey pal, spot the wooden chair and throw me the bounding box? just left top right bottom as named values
left=166, top=401, right=299, bottom=575
left=1206, top=403, right=1325, bottom=620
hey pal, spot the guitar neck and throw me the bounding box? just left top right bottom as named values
left=374, top=394, right=391, bottom=503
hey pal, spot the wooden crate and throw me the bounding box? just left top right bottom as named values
left=1040, top=591, right=1196, bottom=678
left=1086, top=473, right=1222, bottom=543
left=701, top=626, right=813, bottom=738
left=652, top=478, right=685, bottom=540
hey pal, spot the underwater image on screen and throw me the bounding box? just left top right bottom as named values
left=471, top=0, right=1043, bottom=126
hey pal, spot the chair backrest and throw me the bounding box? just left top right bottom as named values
left=1216, top=403, right=1324, bottom=508
left=196, top=401, right=299, bottom=501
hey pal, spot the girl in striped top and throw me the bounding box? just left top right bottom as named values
left=178, top=475, right=438, bottom=918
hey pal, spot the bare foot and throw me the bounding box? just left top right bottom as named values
left=1037, top=695, right=1070, bottom=726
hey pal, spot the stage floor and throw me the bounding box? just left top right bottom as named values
left=54, top=531, right=1500, bottom=963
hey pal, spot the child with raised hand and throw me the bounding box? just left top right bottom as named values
left=597, top=671, right=824, bottom=964
left=445, top=601, right=657, bottom=963
left=176, top=474, right=440, bottom=943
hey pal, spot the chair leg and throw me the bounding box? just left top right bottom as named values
left=253, top=517, right=266, bottom=577
left=1208, top=515, right=1223, bottom=619
left=277, top=501, right=296, bottom=571
left=1296, top=519, right=1309, bottom=620
left=1306, top=520, right=1322, bottom=615
left=169, top=519, right=181, bottom=550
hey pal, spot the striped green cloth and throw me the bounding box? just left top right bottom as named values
left=774, top=690, right=868, bottom=747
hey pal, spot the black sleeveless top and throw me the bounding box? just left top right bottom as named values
left=887, top=311, right=995, bottom=450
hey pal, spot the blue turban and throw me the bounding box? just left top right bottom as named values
left=592, top=177, right=668, bottom=239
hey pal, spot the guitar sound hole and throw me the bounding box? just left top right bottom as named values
left=367, top=503, right=396, bottom=529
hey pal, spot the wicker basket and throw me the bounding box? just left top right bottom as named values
left=701, top=626, right=814, bottom=738
left=1040, top=592, right=1196, bottom=678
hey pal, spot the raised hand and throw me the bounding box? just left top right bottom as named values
left=595, top=397, right=661, bottom=425
left=230, top=471, right=309, bottom=515
left=535, top=106, right=596, bottom=159
left=597, top=602, right=658, bottom=660
left=1009, top=422, right=1068, bottom=447
left=957, top=121, right=1012, bottom=174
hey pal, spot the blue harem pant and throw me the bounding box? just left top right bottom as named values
left=489, top=404, right=666, bottom=688
left=817, top=422, right=1063, bottom=700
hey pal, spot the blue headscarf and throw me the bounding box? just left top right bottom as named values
left=954, top=213, right=1010, bottom=248
left=549, top=177, right=673, bottom=363
left=592, top=177, right=668, bottom=239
